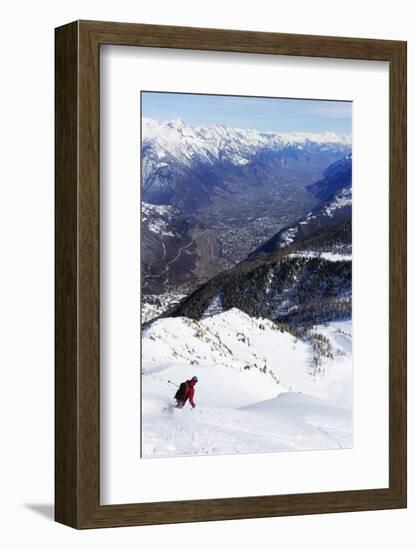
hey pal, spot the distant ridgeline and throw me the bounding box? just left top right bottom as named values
left=165, top=155, right=352, bottom=328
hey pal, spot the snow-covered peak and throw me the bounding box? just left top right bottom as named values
left=142, top=117, right=352, bottom=167
left=167, top=118, right=187, bottom=129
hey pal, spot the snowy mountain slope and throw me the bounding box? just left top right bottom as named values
left=143, top=308, right=310, bottom=400
left=307, top=154, right=352, bottom=202
left=305, top=320, right=353, bottom=409
left=167, top=244, right=351, bottom=326
left=142, top=291, right=187, bottom=324
left=141, top=309, right=352, bottom=457
left=142, top=202, right=178, bottom=237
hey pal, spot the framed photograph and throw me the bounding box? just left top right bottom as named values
left=55, top=20, right=407, bottom=528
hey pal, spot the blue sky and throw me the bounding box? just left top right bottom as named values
left=141, top=92, right=352, bottom=134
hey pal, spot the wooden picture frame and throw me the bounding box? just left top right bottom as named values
left=55, top=20, right=407, bottom=528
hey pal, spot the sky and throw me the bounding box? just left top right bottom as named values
left=141, top=91, right=352, bottom=134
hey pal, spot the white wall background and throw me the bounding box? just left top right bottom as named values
left=0, top=0, right=415, bottom=547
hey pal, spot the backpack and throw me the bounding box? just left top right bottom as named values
left=174, top=381, right=188, bottom=402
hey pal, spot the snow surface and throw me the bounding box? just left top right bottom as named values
left=280, top=227, right=299, bottom=247
left=201, top=293, right=223, bottom=318
left=142, top=202, right=177, bottom=237
left=289, top=251, right=352, bottom=262
left=142, top=202, right=176, bottom=217
left=324, top=187, right=352, bottom=217
left=142, top=291, right=187, bottom=324
left=141, top=308, right=352, bottom=458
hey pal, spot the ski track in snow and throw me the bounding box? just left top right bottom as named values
left=141, top=309, right=352, bottom=458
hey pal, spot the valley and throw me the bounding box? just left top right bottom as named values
left=141, top=118, right=351, bottom=300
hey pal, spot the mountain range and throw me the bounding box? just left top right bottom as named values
left=141, top=118, right=352, bottom=297
left=142, top=117, right=351, bottom=211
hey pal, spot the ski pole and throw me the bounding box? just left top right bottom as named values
left=168, top=379, right=179, bottom=388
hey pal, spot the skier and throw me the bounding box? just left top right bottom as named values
left=174, top=376, right=198, bottom=409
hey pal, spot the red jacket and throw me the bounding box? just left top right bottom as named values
left=184, top=379, right=196, bottom=407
